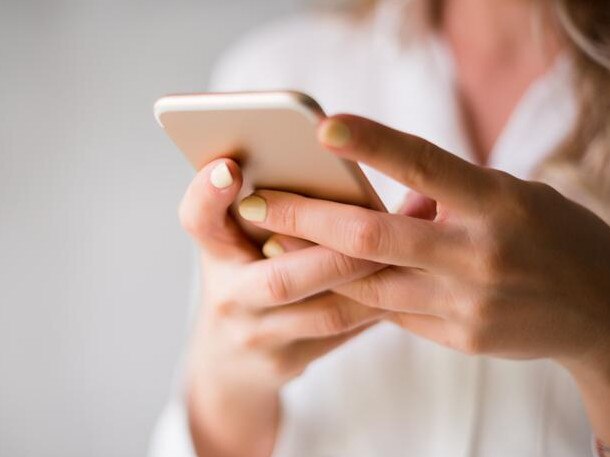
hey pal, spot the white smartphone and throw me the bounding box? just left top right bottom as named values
left=154, top=90, right=385, bottom=242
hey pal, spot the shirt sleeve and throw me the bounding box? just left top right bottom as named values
left=148, top=395, right=196, bottom=457
left=147, top=259, right=199, bottom=457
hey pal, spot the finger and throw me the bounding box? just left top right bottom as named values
left=261, top=234, right=314, bottom=258
left=278, top=323, right=375, bottom=377
left=239, top=190, right=466, bottom=272
left=334, top=267, right=447, bottom=317
left=398, top=191, right=437, bottom=220
left=178, top=158, right=259, bottom=262
left=317, top=115, right=497, bottom=212
left=388, top=312, right=456, bottom=349
left=237, top=245, right=385, bottom=309
left=253, top=293, right=386, bottom=347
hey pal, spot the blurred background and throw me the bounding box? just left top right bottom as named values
left=0, top=1, right=304, bottom=455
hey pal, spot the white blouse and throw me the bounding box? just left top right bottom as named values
left=149, top=1, right=598, bottom=456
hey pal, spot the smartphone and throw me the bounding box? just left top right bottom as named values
left=154, top=90, right=385, bottom=243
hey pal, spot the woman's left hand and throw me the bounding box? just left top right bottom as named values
left=237, top=114, right=610, bottom=374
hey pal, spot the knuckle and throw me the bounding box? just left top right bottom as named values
left=266, top=355, right=287, bottom=378
left=514, top=180, right=562, bottom=223
left=264, top=263, right=293, bottom=304
left=328, top=252, right=358, bottom=278
left=224, top=316, right=258, bottom=349
left=355, top=276, right=383, bottom=308
left=406, top=227, right=432, bottom=259
left=532, top=180, right=561, bottom=199
left=399, top=140, right=437, bottom=189
left=267, top=354, right=300, bottom=380
left=463, top=294, right=496, bottom=325
left=506, top=185, right=537, bottom=222
left=347, top=214, right=383, bottom=257
left=476, top=240, right=506, bottom=284
left=488, top=171, right=538, bottom=223
left=213, top=299, right=238, bottom=317
left=359, top=124, right=384, bottom=155
left=458, top=329, right=490, bottom=355
left=234, top=327, right=261, bottom=350
left=317, top=305, right=352, bottom=335
left=486, top=170, right=516, bottom=202
left=471, top=230, right=510, bottom=286
left=274, top=199, right=298, bottom=234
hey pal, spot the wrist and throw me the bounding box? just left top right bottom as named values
left=186, top=370, right=280, bottom=457
left=558, top=342, right=610, bottom=445
left=559, top=332, right=610, bottom=385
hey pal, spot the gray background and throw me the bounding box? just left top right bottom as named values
left=0, top=1, right=303, bottom=456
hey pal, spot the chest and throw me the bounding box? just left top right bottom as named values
left=455, top=57, right=558, bottom=164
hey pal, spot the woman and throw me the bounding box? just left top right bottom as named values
left=150, top=1, right=610, bottom=456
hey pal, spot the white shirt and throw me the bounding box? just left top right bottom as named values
left=149, top=2, right=597, bottom=456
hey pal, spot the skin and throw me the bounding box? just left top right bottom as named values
left=182, top=1, right=610, bottom=455
left=183, top=160, right=386, bottom=457
left=240, top=114, right=610, bottom=445
left=442, top=0, right=563, bottom=162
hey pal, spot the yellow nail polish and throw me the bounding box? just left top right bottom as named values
left=238, top=195, right=267, bottom=222
left=210, top=162, right=233, bottom=189
left=262, top=237, right=284, bottom=258
left=319, top=119, right=351, bottom=148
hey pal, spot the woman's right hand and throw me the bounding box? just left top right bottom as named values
left=180, top=158, right=385, bottom=457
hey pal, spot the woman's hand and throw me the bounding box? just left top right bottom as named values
left=179, top=158, right=385, bottom=457
left=236, top=114, right=610, bottom=442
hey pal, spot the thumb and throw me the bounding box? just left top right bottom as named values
left=179, top=158, right=260, bottom=262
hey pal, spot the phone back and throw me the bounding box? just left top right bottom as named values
left=155, top=91, right=385, bottom=241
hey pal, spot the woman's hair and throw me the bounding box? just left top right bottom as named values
left=546, top=0, right=610, bottom=217
left=326, top=0, right=610, bottom=217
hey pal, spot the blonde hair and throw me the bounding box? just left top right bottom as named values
left=543, top=0, right=610, bottom=220
left=324, top=0, right=610, bottom=218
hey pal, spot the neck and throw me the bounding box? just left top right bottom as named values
left=441, top=0, right=559, bottom=66
left=439, top=0, right=562, bottom=164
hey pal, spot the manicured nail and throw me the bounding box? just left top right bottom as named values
left=262, top=237, right=284, bottom=258
left=319, top=119, right=351, bottom=148
left=210, top=162, right=233, bottom=189
left=238, top=195, right=267, bottom=222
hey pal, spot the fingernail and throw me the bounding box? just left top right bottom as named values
left=262, top=237, right=284, bottom=258
left=319, top=119, right=351, bottom=148
left=238, top=195, right=267, bottom=222
left=210, top=162, right=233, bottom=189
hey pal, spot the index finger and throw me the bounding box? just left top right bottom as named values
left=318, top=114, right=497, bottom=212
